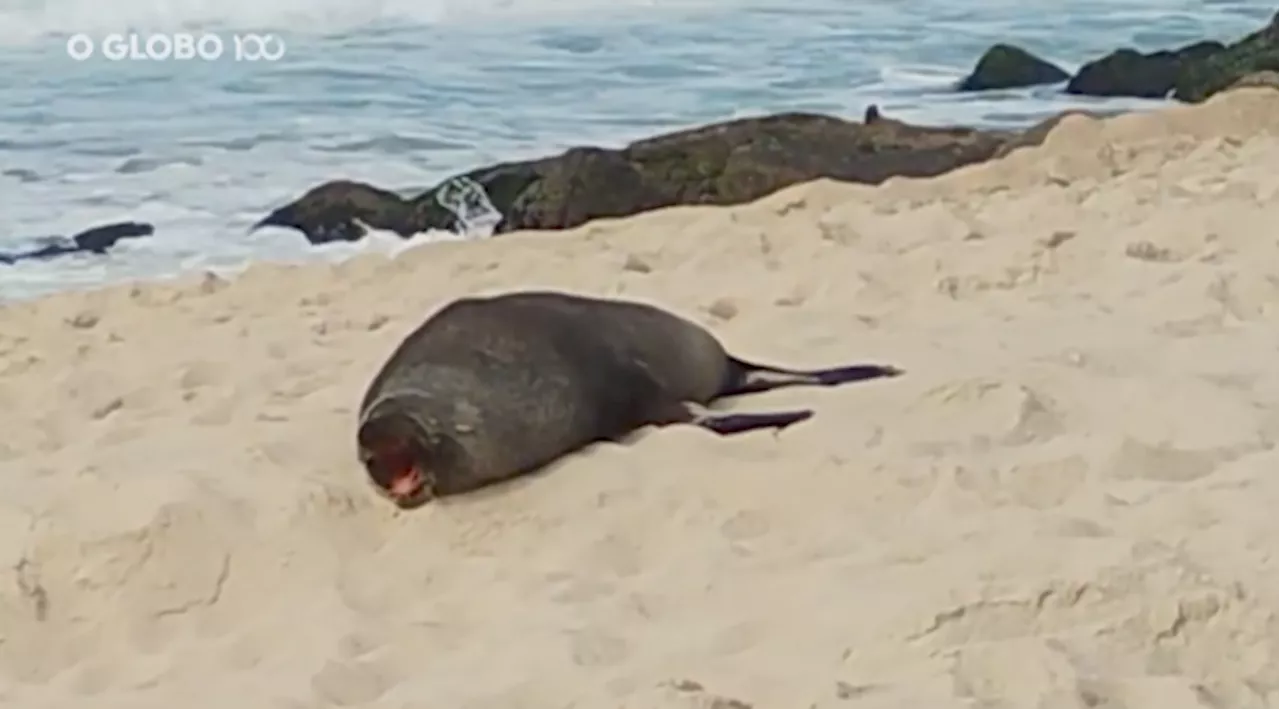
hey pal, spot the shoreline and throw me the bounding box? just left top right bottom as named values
left=7, top=6, right=1269, bottom=300
left=5, top=78, right=1275, bottom=302
left=10, top=5, right=1280, bottom=285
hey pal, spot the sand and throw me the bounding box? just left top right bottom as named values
left=0, top=87, right=1276, bottom=709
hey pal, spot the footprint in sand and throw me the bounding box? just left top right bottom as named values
left=953, top=452, right=1089, bottom=509
left=902, top=378, right=1067, bottom=452
left=1104, top=437, right=1227, bottom=483
left=310, top=658, right=391, bottom=707
left=567, top=627, right=631, bottom=668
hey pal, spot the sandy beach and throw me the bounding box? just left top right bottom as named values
left=0, top=87, right=1275, bottom=708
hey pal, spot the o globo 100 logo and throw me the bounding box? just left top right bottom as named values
left=66, top=33, right=286, bottom=62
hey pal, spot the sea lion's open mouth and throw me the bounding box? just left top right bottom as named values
left=362, top=435, right=431, bottom=507
left=380, top=446, right=423, bottom=499
left=387, top=466, right=423, bottom=499
left=358, top=406, right=438, bottom=508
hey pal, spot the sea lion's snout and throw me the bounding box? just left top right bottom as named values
left=357, top=411, right=436, bottom=508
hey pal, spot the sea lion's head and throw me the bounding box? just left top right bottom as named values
left=357, top=396, right=447, bottom=509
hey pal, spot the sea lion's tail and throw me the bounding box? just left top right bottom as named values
left=724, top=358, right=902, bottom=396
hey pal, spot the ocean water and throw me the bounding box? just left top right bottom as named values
left=0, top=0, right=1272, bottom=301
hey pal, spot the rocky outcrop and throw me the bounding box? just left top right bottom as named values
left=0, top=221, right=154, bottom=266
left=1170, top=15, right=1279, bottom=102
left=12, top=22, right=1275, bottom=269
left=255, top=110, right=1013, bottom=245
left=1066, top=40, right=1230, bottom=98
left=957, top=13, right=1277, bottom=102
left=252, top=182, right=416, bottom=244
left=957, top=44, right=1070, bottom=91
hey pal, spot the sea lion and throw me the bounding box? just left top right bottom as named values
left=356, top=290, right=902, bottom=508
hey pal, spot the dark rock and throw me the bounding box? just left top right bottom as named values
left=957, top=44, right=1070, bottom=91
left=0, top=221, right=154, bottom=265
left=251, top=180, right=416, bottom=244
left=1066, top=13, right=1277, bottom=101
left=408, top=160, right=547, bottom=235
left=1173, top=13, right=1278, bottom=102
left=1067, top=40, right=1226, bottom=98
left=72, top=221, right=154, bottom=252
left=511, top=110, right=1010, bottom=230
left=259, top=110, right=1011, bottom=244
left=498, top=147, right=663, bottom=232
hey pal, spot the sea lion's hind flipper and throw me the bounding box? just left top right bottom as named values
left=642, top=400, right=812, bottom=436
left=694, top=409, right=814, bottom=436
left=805, top=363, right=904, bottom=386
left=725, top=357, right=903, bottom=395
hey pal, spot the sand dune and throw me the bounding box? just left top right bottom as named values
left=0, top=87, right=1275, bottom=708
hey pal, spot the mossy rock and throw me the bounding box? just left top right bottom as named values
left=1066, top=13, right=1278, bottom=101
left=255, top=110, right=1017, bottom=244
left=1173, top=12, right=1279, bottom=102
left=1066, top=41, right=1225, bottom=98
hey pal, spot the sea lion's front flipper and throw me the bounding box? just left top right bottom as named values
left=724, top=358, right=903, bottom=396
